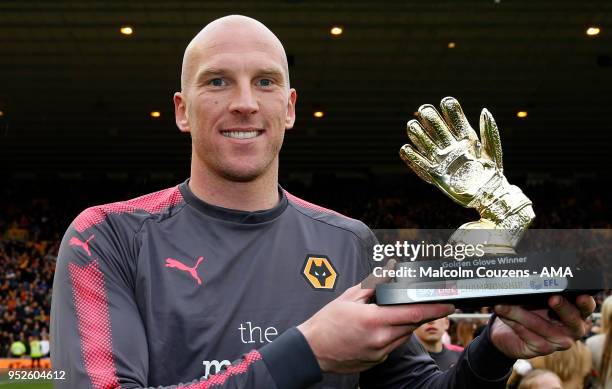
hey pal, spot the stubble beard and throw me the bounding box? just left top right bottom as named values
left=193, top=141, right=281, bottom=184
left=215, top=158, right=275, bottom=183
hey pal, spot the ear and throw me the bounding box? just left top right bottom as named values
left=174, top=92, right=191, bottom=133
left=285, top=88, right=297, bottom=130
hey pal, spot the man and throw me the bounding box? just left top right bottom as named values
left=51, top=15, right=595, bottom=388
left=414, top=318, right=461, bottom=371
left=29, top=335, right=42, bottom=368
left=9, top=335, right=26, bottom=358
left=39, top=334, right=50, bottom=357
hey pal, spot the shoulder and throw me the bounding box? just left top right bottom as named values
left=283, top=189, right=375, bottom=244
left=71, top=184, right=185, bottom=235
left=444, top=343, right=465, bottom=353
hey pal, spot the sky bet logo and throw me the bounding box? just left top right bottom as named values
left=302, top=255, right=337, bottom=290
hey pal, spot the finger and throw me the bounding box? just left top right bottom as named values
left=360, top=258, right=398, bottom=293
left=376, top=303, right=455, bottom=326
left=346, top=259, right=397, bottom=303
left=494, top=304, right=574, bottom=345
left=479, top=109, right=503, bottom=171
left=440, top=97, right=478, bottom=141
left=548, top=295, right=588, bottom=338
left=531, top=308, right=557, bottom=323
left=574, top=294, right=596, bottom=319
left=385, top=324, right=418, bottom=341
left=406, top=119, right=438, bottom=160
left=365, top=352, right=390, bottom=366
left=371, top=314, right=444, bottom=349
left=417, top=104, right=456, bottom=148
left=382, top=334, right=412, bottom=356
left=366, top=324, right=416, bottom=352
left=367, top=333, right=412, bottom=366
left=498, top=317, right=570, bottom=356
left=399, top=145, right=435, bottom=184
left=340, top=283, right=376, bottom=304
left=376, top=354, right=389, bottom=364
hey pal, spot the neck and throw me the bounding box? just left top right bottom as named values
left=189, top=161, right=280, bottom=212
left=422, top=340, right=443, bottom=353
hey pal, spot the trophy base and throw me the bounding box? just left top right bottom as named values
left=374, top=285, right=602, bottom=310
left=371, top=246, right=605, bottom=310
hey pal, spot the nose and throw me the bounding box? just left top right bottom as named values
left=229, top=83, right=258, bottom=115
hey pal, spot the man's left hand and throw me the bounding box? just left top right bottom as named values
left=490, top=294, right=595, bottom=358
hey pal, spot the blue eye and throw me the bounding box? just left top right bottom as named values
left=209, top=78, right=226, bottom=87
left=258, top=79, right=273, bottom=87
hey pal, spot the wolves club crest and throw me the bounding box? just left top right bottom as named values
left=302, top=255, right=338, bottom=290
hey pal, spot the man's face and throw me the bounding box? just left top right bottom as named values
left=174, top=24, right=296, bottom=182
left=414, top=317, right=449, bottom=344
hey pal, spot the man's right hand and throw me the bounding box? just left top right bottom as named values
left=297, top=275, right=455, bottom=374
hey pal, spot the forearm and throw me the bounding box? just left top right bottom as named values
left=360, top=319, right=515, bottom=388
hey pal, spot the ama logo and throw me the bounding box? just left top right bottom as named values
left=302, top=255, right=338, bottom=290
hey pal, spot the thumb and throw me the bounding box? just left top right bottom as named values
left=342, top=259, right=397, bottom=303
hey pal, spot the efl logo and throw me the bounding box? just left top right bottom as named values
left=302, top=255, right=337, bottom=291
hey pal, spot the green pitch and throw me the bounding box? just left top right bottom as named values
left=0, top=382, right=53, bottom=388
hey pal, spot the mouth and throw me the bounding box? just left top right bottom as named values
left=220, top=128, right=264, bottom=140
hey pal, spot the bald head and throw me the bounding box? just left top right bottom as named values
left=180, top=15, right=290, bottom=92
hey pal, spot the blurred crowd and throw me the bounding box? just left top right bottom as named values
left=0, top=238, right=56, bottom=359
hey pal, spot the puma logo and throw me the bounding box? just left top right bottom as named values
left=309, top=260, right=331, bottom=287
left=165, top=256, right=205, bottom=285
left=69, top=234, right=95, bottom=256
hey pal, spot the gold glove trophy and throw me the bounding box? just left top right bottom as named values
left=374, top=97, right=603, bottom=307
left=401, top=97, right=535, bottom=254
